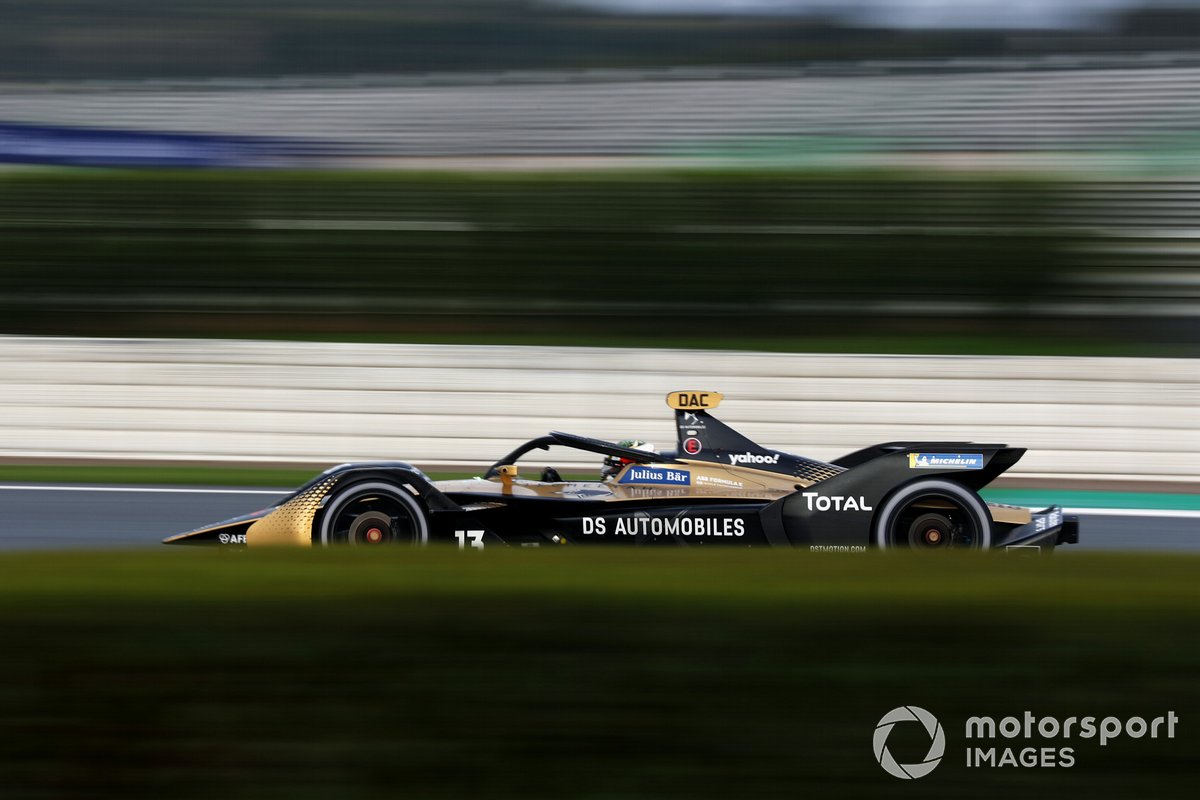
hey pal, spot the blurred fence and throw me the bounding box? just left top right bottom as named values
left=0, top=337, right=1195, bottom=483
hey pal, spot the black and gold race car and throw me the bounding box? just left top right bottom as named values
left=165, top=391, right=1078, bottom=552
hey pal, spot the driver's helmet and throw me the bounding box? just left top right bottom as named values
left=601, top=439, right=656, bottom=482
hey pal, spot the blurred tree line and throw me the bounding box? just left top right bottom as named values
left=0, top=0, right=1197, bottom=80
left=0, top=169, right=1097, bottom=347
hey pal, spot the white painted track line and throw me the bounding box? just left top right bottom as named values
left=0, top=484, right=284, bottom=496
left=1064, top=507, right=1200, bottom=520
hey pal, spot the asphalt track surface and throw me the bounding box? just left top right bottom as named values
left=0, top=484, right=1197, bottom=552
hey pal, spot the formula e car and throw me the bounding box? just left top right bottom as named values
left=165, top=391, right=1078, bottom=552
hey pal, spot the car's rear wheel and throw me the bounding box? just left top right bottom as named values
left=317, top=481, right=428, bottom=547
left=873, top=479, right=991, bottom=550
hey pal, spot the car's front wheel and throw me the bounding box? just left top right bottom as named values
left=873, top=479, right=991, bottom=550
left=317, top=481, right=429, bottom=547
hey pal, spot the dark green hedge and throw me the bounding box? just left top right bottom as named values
left=0, top=169, right=1075, bottom=339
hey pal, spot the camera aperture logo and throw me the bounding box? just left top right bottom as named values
left=873, top=707, right=1180, bottom=778
left=873, top=706, right=945, bottom=779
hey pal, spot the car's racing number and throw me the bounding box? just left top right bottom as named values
left=455, top=530, right=486, bottom=550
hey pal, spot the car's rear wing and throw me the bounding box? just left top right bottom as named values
left=831, top=441, right=1025, bottom=490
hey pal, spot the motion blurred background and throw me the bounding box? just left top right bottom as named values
left=2, top=5, right=1200, bottom=800
left=1, top=0, right=1199, bottom=351
left=1, top=0, right=1198, bottom=482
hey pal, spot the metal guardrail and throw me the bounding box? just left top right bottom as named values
left=0, top=337, right=1195, bottom=482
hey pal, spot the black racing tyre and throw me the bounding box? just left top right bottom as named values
left=872, top=479, right=992, bottom=550
left=317, top=481, right=429, bottom=547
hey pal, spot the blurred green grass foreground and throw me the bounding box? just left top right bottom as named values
left=0, top=548, right=1196, bottom=799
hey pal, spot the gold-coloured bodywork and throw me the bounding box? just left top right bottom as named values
left=987, top=503, right=1033, bottom=525
left=245, top=475, right=339, bottom=547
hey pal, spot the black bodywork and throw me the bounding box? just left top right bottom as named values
left=166, top=395, right=1079, bottom=552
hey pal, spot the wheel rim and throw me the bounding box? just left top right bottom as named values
left=879, top=487, right=988, bottom=550
left=874, top=480, right=991, bottom=551
left=907, top=511, right=956, bottom=550
left=321, top=485, right=426, bottom=546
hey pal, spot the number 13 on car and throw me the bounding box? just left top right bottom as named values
left=455, top=530, right=485, bottom=550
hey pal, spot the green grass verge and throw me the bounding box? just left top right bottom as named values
left=0, top=464, right=325, bottom=488
left=0, top=549, right=1196, bottom=799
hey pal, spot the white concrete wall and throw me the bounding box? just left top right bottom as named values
left=0, top=337, right=1196, bottom=482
